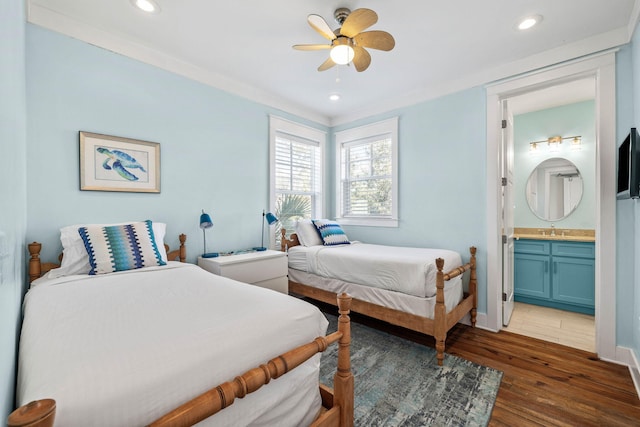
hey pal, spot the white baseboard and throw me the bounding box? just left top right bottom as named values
left=625, top=347, right=640, bottom=399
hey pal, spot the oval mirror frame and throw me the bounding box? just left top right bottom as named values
left=525, top=157, right=583, bottom=222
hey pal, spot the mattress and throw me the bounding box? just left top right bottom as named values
left=18, top=262, right=328, bottom=426
left=288, top=268, right=464, bottom=319
left=287, top=242, right=463, bottom=298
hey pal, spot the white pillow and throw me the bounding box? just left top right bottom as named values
left=295, top=219, right=324, bottom=247
left=51, top=221, right=167, bottom=278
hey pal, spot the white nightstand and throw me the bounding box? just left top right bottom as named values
left=197, top=250, right=288, bottom=294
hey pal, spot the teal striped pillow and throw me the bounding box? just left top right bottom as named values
left=312, top=219, right=350, bottom=246
left=79, top=220, right=166, bottom=275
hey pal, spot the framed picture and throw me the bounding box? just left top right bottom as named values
left=79, top=131, right=161, bottom=193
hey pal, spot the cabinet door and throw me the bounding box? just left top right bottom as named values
left=552, top=257, right=595, bottom=308
left=514, top=253, right=551, bottom=300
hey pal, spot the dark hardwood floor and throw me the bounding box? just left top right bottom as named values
left=314, top=301, right=640, bottom=426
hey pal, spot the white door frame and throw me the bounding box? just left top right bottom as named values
left=485, top=51, right=618, bottom=362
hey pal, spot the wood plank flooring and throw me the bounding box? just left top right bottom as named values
left=313, top=301, right=640, bottom=426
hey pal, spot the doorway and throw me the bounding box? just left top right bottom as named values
left=485, top=52, right=617, bottom=361
left=502, top=82, right=597, bottom=352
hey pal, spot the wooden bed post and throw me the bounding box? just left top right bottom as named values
left=334, top=293, right=354, bottom=427
left=434, top=258, right=447, bottom=366
left=469, top=246, right=477, bottom=327
left=178, top=234, right=187, bottom=262
left=28, top=242, right=42, bottom=283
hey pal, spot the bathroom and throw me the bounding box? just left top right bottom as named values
left=506, top=85, right=596, bottom=352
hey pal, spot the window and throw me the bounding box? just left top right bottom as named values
left=335, top=117, right=398, bottom=227
left=270, top=116, right=325, bottom=246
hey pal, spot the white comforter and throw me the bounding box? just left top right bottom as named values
left=18, top=262, right=328, bottom=426
left=293, top=242, right=462, bottom=298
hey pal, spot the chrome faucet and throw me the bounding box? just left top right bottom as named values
left=550, top=224, right=556, bottom=237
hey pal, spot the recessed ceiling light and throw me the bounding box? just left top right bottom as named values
left=131, top=0, right=160, bottom=14
left=518, top=15, right=542, bottom=30
left=329, top=93, right=341, bottom=101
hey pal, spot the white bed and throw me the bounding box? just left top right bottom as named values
left=281, top=220, right=477, bottom=367
left=18, top=262, right=328, bottom=426
left=12, top=223, right=354, bottom=427
left=287, top=243, right=464, bottom=318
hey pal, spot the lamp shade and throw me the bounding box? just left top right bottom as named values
left=200, top=211, right=213, bottom=229
left=265, top=212, right=278, bottom=225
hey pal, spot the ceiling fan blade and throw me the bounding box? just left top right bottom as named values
left=293, top=44, right=332, bottom=51
left=308, top=14, right=337, bottom=41
left=352, top=46, right=371, bottom=72
left=317, top=57, right=336, bottom=72
left=340, top=8, right=378, bottom=38
left=355, top=31, right=395, bottom=51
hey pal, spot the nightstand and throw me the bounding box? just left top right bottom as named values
left=197, top=250, right=288, bottom=294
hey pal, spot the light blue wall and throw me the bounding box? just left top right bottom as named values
left=0, top=0, right=27, bottom=420
left=513, top=101, right=596, bottom=229
left=331, top=88, right=488, bottom=313
left=26, top=25, right=328, bottom=264
left=616, top=44, right=636, bottom=349
left=630, top=22, right=640, bottom=363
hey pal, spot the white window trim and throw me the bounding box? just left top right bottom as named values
left=335, top=117, right=399, bottom=227
left=269, top=115, right=326, bottom=244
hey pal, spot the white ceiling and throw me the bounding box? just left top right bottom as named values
left=27, top=0, right=639, bottom=125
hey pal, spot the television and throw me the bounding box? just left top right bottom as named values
left=617, top=127, right=640, bottom=199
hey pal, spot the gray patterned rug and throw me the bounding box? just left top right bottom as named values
left=319, top=315, right=502, bottom=427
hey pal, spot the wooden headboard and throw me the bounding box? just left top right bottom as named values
left=28, top=234, right=187, bottom=283
left=280, top=229, right=300, bottom=252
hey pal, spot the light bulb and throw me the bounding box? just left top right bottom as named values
left=330, top=44, right=355, bottom=65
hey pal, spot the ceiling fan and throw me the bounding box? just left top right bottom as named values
left=293, top=7, right=395, bottom=72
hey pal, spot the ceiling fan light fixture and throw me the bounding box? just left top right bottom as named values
left=131, top=0, right=160, bottom=14
left=330, top=38, right=355, bottom=65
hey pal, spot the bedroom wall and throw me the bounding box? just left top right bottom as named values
left=616, top=43, right=637, bottom=352
left=0, top=0, right=28, bottom=420
left=513, top=101, right=596, bottom=230
left=330, top=88, right=488, bottom=313
left=25, top=25, right=328, bottom=264
left=627, top=20, right=640, bottom=366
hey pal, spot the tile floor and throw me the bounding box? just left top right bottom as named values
left=502, top=302, right=596, bottom=352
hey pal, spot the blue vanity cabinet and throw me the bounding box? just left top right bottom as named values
left=514, top=239, right=595, bottom=315
left=551, top=242, right=595, bottom=311
left=513, top=240, right=551, bottom=300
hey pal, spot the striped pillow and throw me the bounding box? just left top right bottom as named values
left=79, top=220, right=166, bottom=275
left=312, top=219, right=350, bottom=246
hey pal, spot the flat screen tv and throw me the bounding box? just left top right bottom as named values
left=617, top=127, right=640, bottom=199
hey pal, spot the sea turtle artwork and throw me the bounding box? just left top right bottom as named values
left=96, top=147, right=147, bottom=181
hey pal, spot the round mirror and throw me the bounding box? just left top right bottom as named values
left=525, top=157, right=583, bottom=221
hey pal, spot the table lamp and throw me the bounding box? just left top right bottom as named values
left=199, top=209, right=219, bottom=258
left=255, top=209, right=278, bottom=251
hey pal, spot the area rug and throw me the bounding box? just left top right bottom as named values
left=319, top=315, right=503, bottom=427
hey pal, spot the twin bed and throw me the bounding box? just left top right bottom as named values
left=280, top=220, right=477, bottom=367
left=9, top=222, right=353, bottom=427
left=9, top=219, right=477, bottom=426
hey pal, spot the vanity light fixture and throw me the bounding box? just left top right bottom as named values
left=548, top=135, right=562, bottom=152
left=528, top=135, right=582, bottom=154
left=131, top=0, right=160, bottom=14
left=570, top=136, right=582, bottom=151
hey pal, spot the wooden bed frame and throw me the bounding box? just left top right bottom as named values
left=280, top=229, right=477, bottom=366
left=9, top=235, right=354, bottom=427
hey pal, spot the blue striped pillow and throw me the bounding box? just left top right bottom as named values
left=312, top=219, right=350, bottom=246
left=79, top=220, right=166, bottom=275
